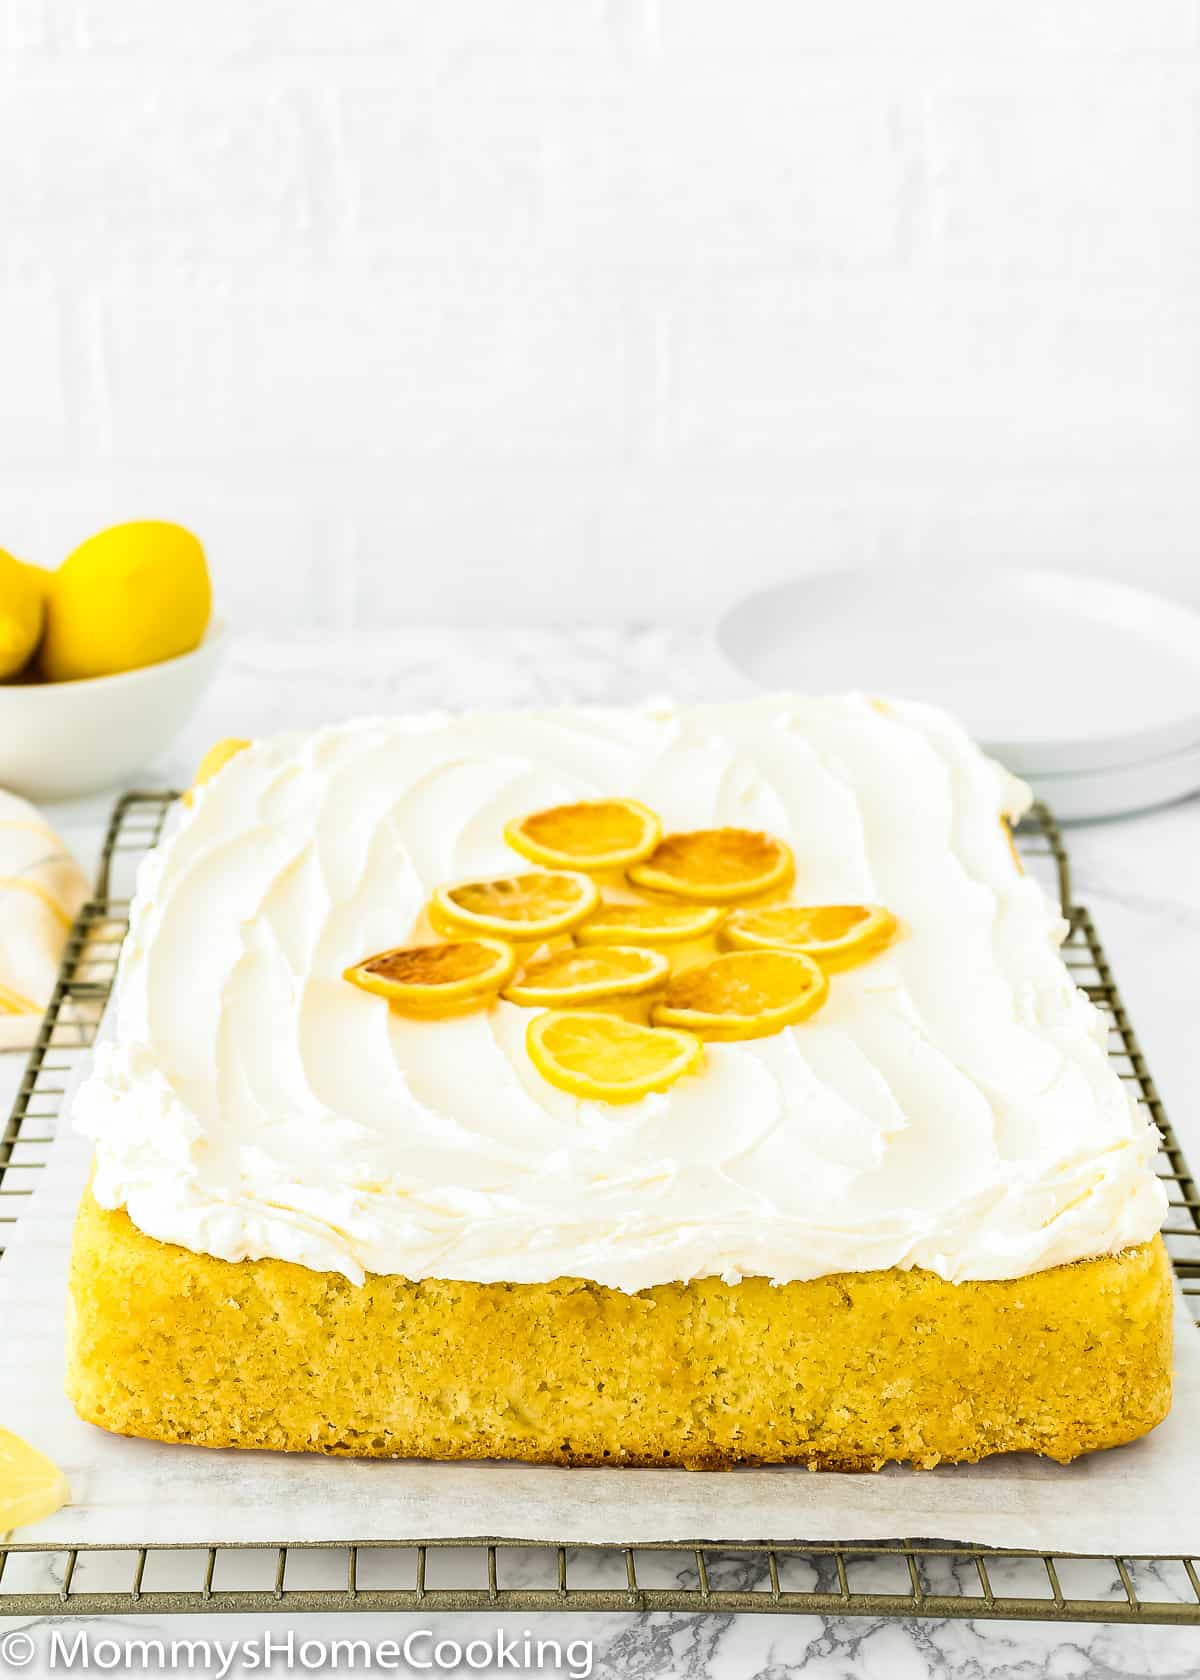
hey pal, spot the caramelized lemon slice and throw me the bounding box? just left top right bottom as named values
left=344, top=938, right=515, bottom=1015
left=576, top=899, right=726, bottom=946
left=431, top=871, right=599, bottom=940
left=722, top=904, right=898, bottom=972
left=505, top=798, right=661, bottom=871
left=0, top=1427, right=69, bottom=1532
left=504, top=944, right=669, bottom=1007
left=527, top=1009, right=702, bottom=1103
left=628, top=828, right=793, bottom=903
left=651, top=949, right=827, bottom=1041
left=184, top=736, right=251, bottom=806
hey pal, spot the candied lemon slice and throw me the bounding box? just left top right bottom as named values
left=183, top=736, right=250, bottom=806
left=505, top=798, right=661, bottom=871
left=504, top=944, right=669, bottom=1007
left=527, top=1009, right=702, bottom=1103
left=651, top=949, right=827, bottom=1040
left=0, top=1427, right=69, bottom=1532
left=576, top=899, right=726, bottom=946
left=344, top=937, right=515, bottom=1015
left=628, top=828, right=793, bottom=902
left=722, top=903, right=898, bottom=972
left=431, top=871, right=599, bottom=940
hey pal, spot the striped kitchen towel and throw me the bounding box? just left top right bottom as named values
left=0, top=790, right=89, bottom=1051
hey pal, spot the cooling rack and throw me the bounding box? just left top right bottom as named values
left=1, top=793, right=1197, bottom=1624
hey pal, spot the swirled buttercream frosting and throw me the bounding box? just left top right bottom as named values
left=74, top=695, right=1167, bottom=1289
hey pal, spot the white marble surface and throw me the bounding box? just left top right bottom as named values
left=3, top=626, right=1199, bottom=1678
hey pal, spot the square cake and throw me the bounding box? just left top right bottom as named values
left=66, top=694, right=1172, bottom=1468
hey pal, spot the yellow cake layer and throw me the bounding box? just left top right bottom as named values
left=66, top=1190, right=1173, bottom=1469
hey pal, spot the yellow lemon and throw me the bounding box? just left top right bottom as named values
left=0, top=550, right=46, bottom=680
left=41, top=520, right=210, bottom=683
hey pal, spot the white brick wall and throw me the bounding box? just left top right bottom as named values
left=1, top=2, right=1198, bottom=625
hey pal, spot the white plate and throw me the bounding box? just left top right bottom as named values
left=717, top=568, right=1200, bottom=778
left=1029, top=738, right=1200, bottom=824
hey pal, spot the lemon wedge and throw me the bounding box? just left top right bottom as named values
left=504, top=798, right=661, bottom=871
left=722, top=903, right=898, bottom=972
left=184, top=737, right=251, bottom=807
left=0, top=1427, right=69, bottom=1532
left=652, top=949, right=827, bottom=1041
left=629, top=828, right=793, bottom=903
left=344, top=938, right=515, bottom=1016
left=527, top=1009, right=702, bottom=1103
left=504, top=944, right=669, bottom=1007
left=431, top=871, right=599, bottom=941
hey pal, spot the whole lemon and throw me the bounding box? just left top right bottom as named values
left=41, top=521, right=211, bottom=683
left=0, top=550, right=47, bottom=680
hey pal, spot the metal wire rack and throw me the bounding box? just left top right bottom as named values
left=1, top=793, right=1197, bottom=1624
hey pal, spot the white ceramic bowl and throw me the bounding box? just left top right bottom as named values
left=0, top=622, right=227, bottom=802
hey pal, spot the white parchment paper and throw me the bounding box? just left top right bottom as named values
left=5, top=1049, right=1199, bottom=1555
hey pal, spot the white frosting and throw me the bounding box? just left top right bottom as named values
left=74, top=694, right=1167, bottom=1290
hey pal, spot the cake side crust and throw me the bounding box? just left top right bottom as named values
left=66, top=1190, right=1174, bottom=1470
